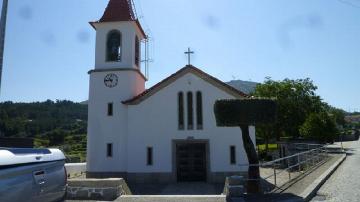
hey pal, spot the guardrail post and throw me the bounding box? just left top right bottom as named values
left=311, top=150, right=315, bottom=167
left=311, top=150, right=314, bottom=167
left=325, top=146, right=328, bottom=157
left=287, top=158, right=291, bottom=180
left=273, top=166, right=277, bottom=187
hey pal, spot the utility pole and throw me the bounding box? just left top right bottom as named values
left=0, top=0, right=8, bottom=96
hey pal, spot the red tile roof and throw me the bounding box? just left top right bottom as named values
left=99, top=0, right=135, bottom=22
left=90, top=0, right=147, bottom=38
left=122, top=65, right=250, bottom=105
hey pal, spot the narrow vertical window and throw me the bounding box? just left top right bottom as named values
left=108, top=103, right=113, bottom=116
left=178, top=92, right=184, bottom=130
left=196, top=91, right=203, bottom=130
left=187, top=92, right=193, bottom=130
left=147, top=147, right=153, bottom=165
left=230, top=146, right=236, bottom=165
left=135, top=36, right=140, bottom=67
left=107, top=30, right=121, bottom=62
left=107, top=143, right=113, bottom=157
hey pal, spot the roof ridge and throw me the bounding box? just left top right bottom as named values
left=122, top=65, right=249, bottom=105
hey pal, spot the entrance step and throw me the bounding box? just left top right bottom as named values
left=117, top=195, right=227, bottom=202
left=224, top=176, right=245, bottom=197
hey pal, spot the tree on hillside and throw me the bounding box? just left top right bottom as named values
left=0, top=100, right=87, bottom=137
left=0, top=100, right=88, bottom=163
left=326, top=106, right=346, bottom=127
left=253, top=78, right=323, bottom=141
left=214, top=98, right=277, bottom=193
left=299, top=112, right=339, bottom=143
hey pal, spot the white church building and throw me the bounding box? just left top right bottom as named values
left=86, top=0, right=256, bottom=183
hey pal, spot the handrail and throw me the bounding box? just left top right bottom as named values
left=237, top=145, right=327, bottom=167
left=262, top=146, right=327, bottom=166
left=235, top=144, right=330, bottom=193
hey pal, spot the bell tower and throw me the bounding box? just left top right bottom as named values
left=87, top=0, right=147, bottom=177
left=90, top=0, right=147, bottom=70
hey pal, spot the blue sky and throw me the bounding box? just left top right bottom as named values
left=0, top=0, right=359, bottom=111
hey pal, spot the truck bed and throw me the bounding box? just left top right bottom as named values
left=0, top=148, right=67, bottom=202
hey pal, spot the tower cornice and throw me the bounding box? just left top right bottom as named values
left=88, top=68, right=147, bottom=81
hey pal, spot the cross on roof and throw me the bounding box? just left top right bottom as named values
left=184, top=47, right=194, bottom=65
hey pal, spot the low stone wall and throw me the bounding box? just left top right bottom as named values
left=65, top=163, right=86, bottom=178
left=66, top=178, right=132, bottom=201
left=87, top=171, right=247, bottom=184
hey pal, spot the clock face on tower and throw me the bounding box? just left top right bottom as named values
left=104, top=73, right=118, bottom=88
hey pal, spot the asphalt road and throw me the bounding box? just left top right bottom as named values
left=311, top=140, right=360, bottom=202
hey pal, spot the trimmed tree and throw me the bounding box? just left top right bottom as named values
left=214, top=98, right=277, bottom=193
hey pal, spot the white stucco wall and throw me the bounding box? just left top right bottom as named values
left=87, top=70, right=145, bottom=173
left=126, top=72, right=256, bottom=173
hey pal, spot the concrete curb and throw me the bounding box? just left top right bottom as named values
left=121, top=195, right=226, bottom=197
left=117, top=195, right=227, bottom=202
left=299, top=154, right=347, bottom=201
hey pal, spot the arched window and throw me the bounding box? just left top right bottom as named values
left=135, top=36, right=140, bottom=67
left=178, top=92, right=184, bottom=130
left=106, top=30, right=121, bottom=62
left=187, top=92, right=193, bottom=130
left=196, top=91, right=203, bottom=129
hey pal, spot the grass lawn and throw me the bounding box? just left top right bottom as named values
left=257, top=144, right=278, bottom=152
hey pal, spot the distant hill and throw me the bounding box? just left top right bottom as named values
left=80, top=100, right=88, bottom=105
left=226, top=80, right=259, bottom=94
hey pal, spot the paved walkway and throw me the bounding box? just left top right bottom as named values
left=311, top=140, right=360, bottom=202
left=127, top=166, right=304, bottom=195
left=231, top=154, right=342, bottom=202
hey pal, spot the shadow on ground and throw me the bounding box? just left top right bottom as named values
left=128, top=182, right=224, bottom=195
left=259, top=178, right=276, bottom=193
left=232, top=193, right=303, bottom=202
left=128, top=178, right=275, bottom=196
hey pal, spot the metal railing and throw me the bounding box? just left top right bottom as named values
left=238, top=145, right=330, bottom=193
left=293, top=143, right=324, bottom=151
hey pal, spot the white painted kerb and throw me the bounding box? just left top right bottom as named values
left=65, top=163, right=87, bottom=176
